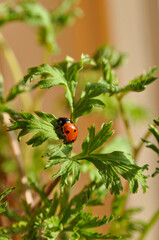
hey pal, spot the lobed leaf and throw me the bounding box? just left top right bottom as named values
left=9, top=111, right=58, bottom=146
left=73, top=82, right=111, bottom=121
left=142, top=118, right=159, bottom=177
left=102, top=59, right=118, bottom=85
left=60, top=182, right=97, bottom=225
left=57, top=54, right=95, bottom=111
left=93, top=44, right=127, bottom=69
left=0, top=187, right=15, bottom=214
left=81, top=122, right=114, bottom=155
left=52, top=157, right=81, bottom=187
left=7, top=55, right=95, bottom=111
left=74, top=212, right=115, bottom=229
left=148, top=123, right=159, bottom=144
left=0, top=0, right=81, bottom=52
left=51, top=0, right=82, bottom=34
left=43, top=143, right=73, bottom=159
left=98, top=65, right=158, bottom=97
left=142, top=139, right=159, bottom=155
left=122, top=67, right=158, bottom=93
left=77, top=152, right=148, bottom=195
left=42, top=216, right=62, bottom=240
left=110, top=195, right=145, bottom=239
left=6, top=80, right=38, bottom=102
left=44, top=143, right=79, bottom=187
left=77, top=230, right=120, bottom=239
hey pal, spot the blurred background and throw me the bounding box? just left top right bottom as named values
left=0, top=0, right=159, bottom=239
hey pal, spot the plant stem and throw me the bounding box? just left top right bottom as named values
left=31, top=176, right=61, bottom=211
left=3, top=113, right=33, bottom=204
left=138, top=208, right=159, bottom=240
left=134, top=130, right=151, bottom=159
left=0, top=33, right=22, bottom=84
left=117, top=95, right=135, bottom=154
left=0, top=32, right=32, bottom=110
left=134, top=122, right=157, bottom=159
left=43, top=48, right=51, bottom=64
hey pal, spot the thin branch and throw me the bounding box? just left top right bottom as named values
left=138, top=208, right=159, bottom=240
left=134, top=122, right=157, bottom=159
left=117, top=95, right=135, bottom=153
left=0, top=33, right=32, bottom=110
left=3, top=113, right=33, bottom=204
left=31, top=176, right=61, bottom=211
left=0, top=33, right=22, bottom=84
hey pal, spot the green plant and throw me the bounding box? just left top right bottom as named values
left=0, top=1, right=158, bottom=240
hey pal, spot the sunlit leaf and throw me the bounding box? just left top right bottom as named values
left=9, top=111, right=58, bottom=146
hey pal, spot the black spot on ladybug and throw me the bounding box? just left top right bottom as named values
left=74, top=130, right=76, bottom=132
left=66, top=130, right=70, bottom=134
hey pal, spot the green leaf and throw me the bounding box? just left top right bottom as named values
left=78, top=230, right=120, bottom=239
left=69, top=212, right=118, bottom=240
left=74, top=123, right=147, bottom=195
left=142, top=139, right=159, bottom=155
left=0, top=0, right=81, bottom=52
left=51, top=0, right=82, bottom=34
left=44, top=143, right=79, bottom=187
left=70, top=231, right=80, bottom=240
left=0, top=234, right=11, bottom=240
left=7, top=55, right=96, bottom=110
left=0, top=1, right=57, bottom=52
left=75, top=212, right=114, bottom=229
left=57, top=54, right=95, bottom=112
left=77, top=152, right=148, bottom=195
left=28, top=178, right=49, bottom=205
left=93, top=44, right=127, bottom=69
left=110, top=195, right=145, bottom=239
left=73, top=82, right=110, bottom=121
left=6, top=79, right=38, bottom=102
left=0, top=187, right=15, bottom=202
left=149, top=123, right=159, bottom=144
left=98, top=66, right=158, bottom=97
left=152, top=165, right=159, bottom=177
left=9, top=111, right=58, bottom=146
left=0, top=106, right=22, bottom=121
left=42, top=216, right=62, bottom=240
left=81, top=122, right=114, bottom=155
left=102, top=59, right=118, bottom=85
left=122, top=67, right=158, bottom=92
left=0, top=202, right=7, bottom=214
left=52, top=157, right=81, bottom=187
left=0, top=187, right=15, bottom=214
left=61, top=182, right=97, bottom=225
left=142, top=118, right=159, bottom=177
left=43, top=143, right=73, bottom=159
left=23, top=63, right=65, bottom=87
left=0, top=223, right=28, bottom=236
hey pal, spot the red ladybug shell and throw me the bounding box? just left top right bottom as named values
left=62, top=122, right=78, bottom=143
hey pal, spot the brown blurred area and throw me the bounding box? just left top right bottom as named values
left=0, top=0, right=159, bottom=239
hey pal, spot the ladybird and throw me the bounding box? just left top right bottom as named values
left=57, top=117, right=78, bottom=143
